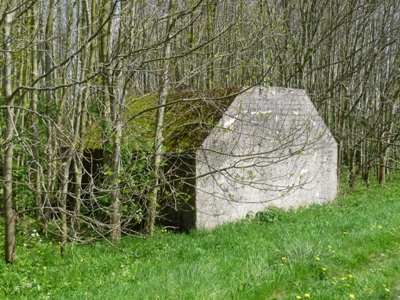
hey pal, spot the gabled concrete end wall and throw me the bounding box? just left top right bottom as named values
left=195, top=87, right=337, bottom=229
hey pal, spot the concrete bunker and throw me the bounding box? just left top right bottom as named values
left=162, top=87, right=337, bottom=229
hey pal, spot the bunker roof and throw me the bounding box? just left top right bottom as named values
left=125, top=87, right=242, bottom=151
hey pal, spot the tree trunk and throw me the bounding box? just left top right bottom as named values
left=3, top=1, right=17, bottom=263
left=349, top=149, right=356, bottom=190
left=59, top=153, right=73, bottom=257
left=144, top=0, right=173, bottom=236
left=110, top=121, right=122, bottom=242
left=378, top=154, right=386, bottom=184
left=30, top=5, right=43, bottom=222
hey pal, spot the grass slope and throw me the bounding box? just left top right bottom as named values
left=1, top=179, right=400, bottom=299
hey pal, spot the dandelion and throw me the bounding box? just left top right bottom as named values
left=296, top=296, right=302, bottom=299
left=42, top=266, right=47, bottom=270
left=348, top=274, right=354, bottom=278
left=304, top=293, right=310, bottom=298
left=341, top=277, right=347, bottom=281
left=349, top=294, right=355, bottom=299
left=331, top=281, right=337, bottom=285
left=315, top=256, right=321, bottom=261
left=382, top=284, right=390, bottom=292
left=322, top=267, right=327, bottom=272
left=275, top=249, right=280, bottom=253
left=342, top=231, right=349, bottom=235
left=281, top=256, right=287, bottom=261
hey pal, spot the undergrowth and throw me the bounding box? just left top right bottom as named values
left=1, top=177, right=400, bottom=299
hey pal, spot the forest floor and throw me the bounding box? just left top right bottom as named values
left=1, top=176, right=400, bottom=299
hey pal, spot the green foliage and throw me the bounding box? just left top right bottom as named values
left=13, top=164, right=34, bottom=214
left=2, top=178, right=400, bottom=299
left=119, top=149, right=153, bottom=225
left=255, top=205, right=287, bottom=223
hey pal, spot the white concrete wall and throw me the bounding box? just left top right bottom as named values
left=195, top=87, right=337, bottom=229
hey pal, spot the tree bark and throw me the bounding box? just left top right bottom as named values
left=30, top=4, right=43, bottom=223
left=144, top=0, right=173, bottom=236
left=3, top=0, right=17, bottom=263
left=59, top=153, right=73, bottom=257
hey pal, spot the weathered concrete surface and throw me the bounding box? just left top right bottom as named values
left=195, top=87, right=337, bottom=228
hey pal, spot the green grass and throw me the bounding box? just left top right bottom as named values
left=1, top=178, right=400, bottom=299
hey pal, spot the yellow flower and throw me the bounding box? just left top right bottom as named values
left=304, top=293, right=310, bottom=298
left=348, top=274, right=354, bottom=278
left=331, top=281, right=337, bottom=285
left=296, top=296, right=302, bottom=299
left=342, top=231, right=349, bottom=235
left=349, top=294, right=355, bottom=299
left=385, top=288, right=390, bottom=292
left=43, top=266, right=47, bottom=270
left=281, top=256, right=287, bottom=261
left=322, top=267, right=327, bottom=272
left=315, top=256, right=321, bottom=261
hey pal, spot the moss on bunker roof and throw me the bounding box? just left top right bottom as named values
left=127, top=86, right=242, bottom=152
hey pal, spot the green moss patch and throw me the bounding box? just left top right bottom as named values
left=126, top=87, right=242, bottom=151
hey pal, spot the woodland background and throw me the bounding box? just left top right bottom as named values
left=1, top=0, right=399, bottom=263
